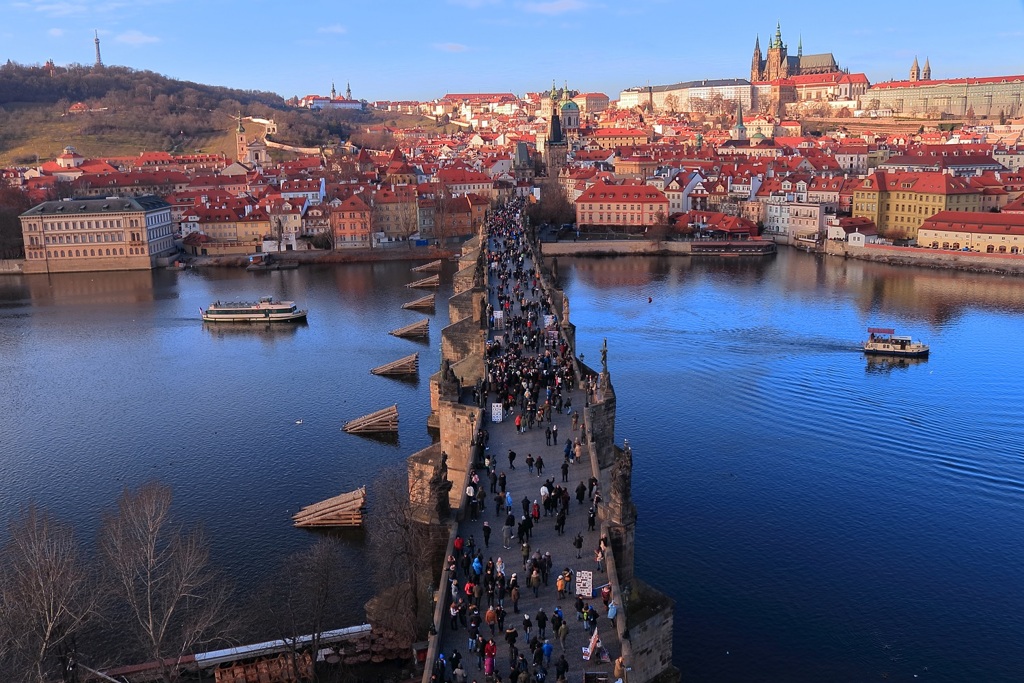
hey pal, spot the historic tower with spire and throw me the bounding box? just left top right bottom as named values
left=93, top=30, right=102, bottom=69
left=910, top=56, right=920, bottom=82
left=544, top=82, right=568, bottom=176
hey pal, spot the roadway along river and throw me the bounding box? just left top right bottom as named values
left=2, top=249, right=1024, bottom=681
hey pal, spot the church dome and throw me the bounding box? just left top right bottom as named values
left=561, top=100, right=579, bottom=111
left=751, top=132, right=766, bottom=139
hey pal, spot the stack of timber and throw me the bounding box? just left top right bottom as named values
left=406, top=274, right=440, bottom=289
left=343, top=404, right=399, bottom=434
left=215, top=652, right=312, bottom=683
left=370, top=352, right=419, bottom=376
left=293, top=486, right=367, bottom=528
left=389, top=318, right=429, bottom=339
left=401, top=293, right=436, bottom=312
left=411, top=259, right=443, bottom=273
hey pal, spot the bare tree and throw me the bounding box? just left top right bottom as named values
left=364, top=467, right=443, bottom=645
left=0, top=506, right=97, bottom=683
left=99, top=482, right=233, bottom=682
left=256, top=538, right=353, bottom=682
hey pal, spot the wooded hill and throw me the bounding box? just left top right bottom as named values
left=0, top=61, right=376, bottom=164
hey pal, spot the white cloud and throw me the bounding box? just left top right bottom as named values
left=115, top=29, right=159, bottom=46
left=522, top=0, right=585, bottom=14
left=433, top=42, right=469, bottom=53
left=47, top=27, right=64, bottom=37
left=13, top=1, right=87, bottom=16
left=317, top=24, right=347, bottom=34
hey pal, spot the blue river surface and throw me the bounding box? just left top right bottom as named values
left=2, top=249, right=1024, bottom=681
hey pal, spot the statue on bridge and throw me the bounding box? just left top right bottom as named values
left=601, top=338, right=608, bottom=374
left=430, top=451, right=453, bottom=520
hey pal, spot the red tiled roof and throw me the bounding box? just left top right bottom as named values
left=920, top=210, right=1024, bottom=235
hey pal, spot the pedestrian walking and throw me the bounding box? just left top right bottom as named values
left=545, top=426, right=551, bottom=445
left=551, top=424, right=558, bottom=445
left=483, top=521, right=491, bottom=547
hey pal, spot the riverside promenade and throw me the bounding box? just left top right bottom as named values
left=432, top=217, right=621, bottom=683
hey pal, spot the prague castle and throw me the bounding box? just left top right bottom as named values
left=751, top=23, right=841, bottom=82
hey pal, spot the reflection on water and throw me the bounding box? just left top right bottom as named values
left=202, top=320, right=305, bottom=342
left=22, top=270, right=163, bottom=305
left=865, top=355, right=929, bottom=375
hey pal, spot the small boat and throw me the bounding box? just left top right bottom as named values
left=863, top=327, right=929, bottom=358
left=200, top=296, right=307, bottom=323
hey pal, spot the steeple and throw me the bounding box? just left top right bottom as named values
left=236, top=111, right=245, bottom=134
left=345, top=81, right=351, bottom=100
left=93, top=30, right=102, bottom=68
left=922, top=58, right=931, bottom=81
left=774, top=22, right=782, bottom=49
left=798, top=34, right=803, bottom=57
left=910, top=56, right=920, bottom=82
left=331, top=81, right=337, bottom=99
left=732, top=100, right=747, bottom=141
left=751, top=35, right=763, bottom=82
left=550, top=79, right=558, bottom=101
left=563, top=80, right=569, bottom=102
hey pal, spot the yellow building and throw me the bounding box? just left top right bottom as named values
left=918, top=211, right=1024, bottom=253
left=852, top=171, right=982, bottom=240
left=21, top=195, right=176, bottom=273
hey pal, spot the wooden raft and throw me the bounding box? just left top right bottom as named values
left=389, top=318, right=429, bottom=339
left=411, top=259, right=443, bottom=273
left=293, top=486, right=367, bottom=528
left=406, top=274, right=440, bottom=289
left=371, top=352, right=419, bottom=376
left=402, top=293, right=436, bottom=312
left=343, top=404, right=399, bottom=434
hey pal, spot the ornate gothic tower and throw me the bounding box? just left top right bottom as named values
left=346, top=82, right=352, bottom=100
left=544, top=97, right=568, bottom=177
left=330, top=81, right=337, bottom=99
left=93, top=30, right=102, bottom=69
left=751, top=35, right=763, bottom=82
left=910, top=56, right=920, bottom=82
left=922, top=58, right=931, bottom=81
left=765, top=23, right=789, bottom=81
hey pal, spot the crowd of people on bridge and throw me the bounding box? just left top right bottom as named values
left=430, top=199, right=619, bottom=683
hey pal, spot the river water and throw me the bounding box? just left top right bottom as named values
left=2, top=250, right=1023, bottom=681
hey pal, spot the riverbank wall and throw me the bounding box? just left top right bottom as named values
left=824, top=240, right=1024, bottom=276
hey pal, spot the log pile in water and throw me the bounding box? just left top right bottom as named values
left=406, top=274, right=440, bottom=289
left=342, top=404, right=399, bottom=434
left=411, top=259, right=443, bottom=273
left=389, top=318, right=429, bottom=339
left=292, top=486, right=367, bottom=528
left=401, top=294, right=436, bottom=312
left=370, top=353, right=419, bottom=377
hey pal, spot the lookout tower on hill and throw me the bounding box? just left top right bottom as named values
left=93, top=30, right=102, bottom=69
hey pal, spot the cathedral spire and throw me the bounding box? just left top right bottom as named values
left=774, top=21, right=782, bottom=49
left=331, top=81, right=336, bottom=99
left=346, top=81, right=352, bottom=100
left=922, top=58, right=931, bottom=81
left=798, top=34, right=802, bottom=57
left=910, top=56, right=920, bottom=82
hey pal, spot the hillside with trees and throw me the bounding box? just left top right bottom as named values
left=0, top=61, right=378, bottom=165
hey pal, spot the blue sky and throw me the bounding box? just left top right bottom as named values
left=4, top=0, right=1024, bottom=101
